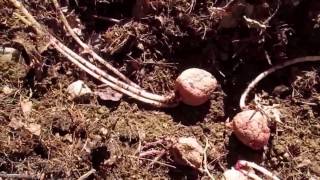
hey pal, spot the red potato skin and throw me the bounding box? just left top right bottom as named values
left=175, top=68, right=217, bottom=106
left=230, top=110, right=270, bottom=150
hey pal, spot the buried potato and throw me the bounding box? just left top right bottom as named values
left=227, top=110, right=270, bottom=150
left=175, top=68, right=218, bottom=106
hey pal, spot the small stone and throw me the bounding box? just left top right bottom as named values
left=67, top=80, right=92, bottom=99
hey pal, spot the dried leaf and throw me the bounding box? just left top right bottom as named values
left=94, top=87, right=123, bottom=101
left=8, top=118, right=24, bottom=130
left=25, top=123, right=41, bottom=136
left=20, top=99, right=32, bottom=117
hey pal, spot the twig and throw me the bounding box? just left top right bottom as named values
left=51, top=0, right=138, bottom=88
left=77, top=169, right=96, bottom=180
left=240, top=56, right=320, bottom=109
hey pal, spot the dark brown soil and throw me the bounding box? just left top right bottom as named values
left=1, top=0, right=320, bottom=179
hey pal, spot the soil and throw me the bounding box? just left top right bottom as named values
left=0, top=0, right=320, bottom=179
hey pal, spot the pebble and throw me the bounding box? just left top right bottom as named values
left=67, top=80, right=92, bottom=99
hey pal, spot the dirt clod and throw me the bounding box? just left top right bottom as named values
left=170, top=137, right=204, bottom=170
